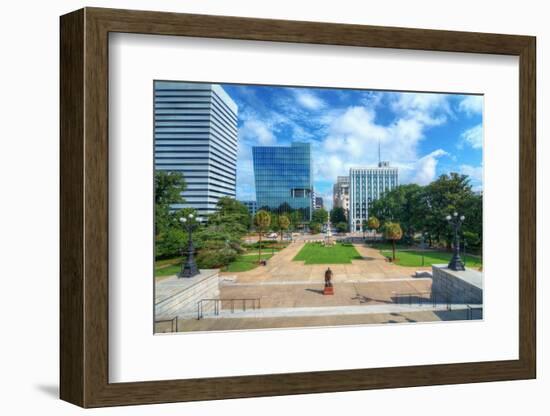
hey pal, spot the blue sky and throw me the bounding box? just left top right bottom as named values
left=222, top=83, right=483, bottom=210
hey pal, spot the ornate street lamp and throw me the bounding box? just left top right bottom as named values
left=446, top=212, right=466, bottom=271
left=420, top=231, right=428, bottom=267
left=179, top=213, right=201, bottom=278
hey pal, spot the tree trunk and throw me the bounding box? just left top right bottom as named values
left=392, top=239, right=396, bottom=261
left=258, top=232, right=262, bottom=263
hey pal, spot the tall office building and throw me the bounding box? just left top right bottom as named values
left=240, top=200, right=258, bottom=217
left=349, top=161, right=398, bottom=231
left=314, top=197, right=324, bottom=210
left=252, top=142, right=313, bottom=221
left=154, top=81, right=238, bottom=217
left=333, top=176, right=350, bottom=217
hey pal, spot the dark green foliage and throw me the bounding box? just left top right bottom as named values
left=309, top=222, right=322, bottom=234
left=330, top=207, right=347, bottom=225
left=312, top=208, right=329, bottom=224
left=209, top=197, right=251, bottom=233
left=154, top=171, right=189, bottom=258
left=155, top=228, right=186, bottom=259
left=336, top=222, right=348, bottom=233
left=196, top=247, right=238, bottom=269
left=154, top=171, right=186, bottom=237
left=369, top=173, right=482, bottom=250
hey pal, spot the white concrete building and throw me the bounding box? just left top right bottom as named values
left=349, top=162, right=398, bottom=231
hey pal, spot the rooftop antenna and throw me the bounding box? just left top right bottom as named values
left=378, top=139, right=381, bottom=167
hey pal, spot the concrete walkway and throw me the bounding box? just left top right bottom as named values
left=219, top=279, right=433, bottom=309
left=221, top=242, right=430, bottom=283
left=161, top=307, right=482, bottom=332
left=203, top=303, right=482, bottom=319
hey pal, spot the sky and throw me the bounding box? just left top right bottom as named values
left=222, top=83, right=483, bottom=210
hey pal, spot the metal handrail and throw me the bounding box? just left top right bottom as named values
left=154, top=316, right=178, bottom=332
left=197, top=298, right=261, bottom=320
left=466, top=304, right=483, bottom=320
left=392, top=290, right=452, bottom=310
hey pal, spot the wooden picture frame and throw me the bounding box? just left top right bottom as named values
left=60, top=7, right=536, bottom=408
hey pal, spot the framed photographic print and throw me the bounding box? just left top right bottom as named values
left=60, top=7, right=536, bottom=408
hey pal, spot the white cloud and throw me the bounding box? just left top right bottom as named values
left=460, top=124, right=483, bottom=149
left=239, top=119, right=275, bottom=145
left=390, top=92, right=452, bottom=126
left=458, top=95, right=483, bottom=116
left=292, top=89, right=326, bottom=111
left=459, top=164, right=483, bottom=183
left=313, top=93, right=453, bottom=185
left=409, top=149, right=449, bottom=185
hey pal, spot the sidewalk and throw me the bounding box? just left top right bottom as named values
left=222, top=242, right=431, bottom=283
left=166, top=307, right=483, bottom=332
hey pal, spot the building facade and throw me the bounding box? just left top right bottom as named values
left=333, top=176, right=350, bottom=216
left=154, top=81, right=238, bottom=217
left=314, top=197, right=324, bottom=210
left=240, top=200, right=258, bottom=217
left=349, top=162, right=398, bottom=231
left=252, top=142, right=313, bottom=221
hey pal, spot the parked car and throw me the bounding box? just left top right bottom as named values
left=267, top=232, right=278, bottom=239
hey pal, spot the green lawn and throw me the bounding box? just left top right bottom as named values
left=223, top=253, right=273, bottom=272
left=367, top=242, right=411, bottom=250
left=381, top=250, right=482, bottom=268
left=155, top=263, right=182, bottom=277
left=155, top=253, right=275, bottom=276
left=155, top=257, right=181, bottom=277
left=293, top=242, right=362, bottom=264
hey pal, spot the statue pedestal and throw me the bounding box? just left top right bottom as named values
left=323, top=286, right=334, bottom=295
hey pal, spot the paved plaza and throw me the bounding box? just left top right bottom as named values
left=220, top=242, right=430, bottom=283
left=155, top=242, right=483, bottom=332
left=219, top=279, right=432, bottom=309
left=156, top=308, right=481, bottom=332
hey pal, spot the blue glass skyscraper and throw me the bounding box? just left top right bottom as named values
left=252, top=142, right=313, bottom=221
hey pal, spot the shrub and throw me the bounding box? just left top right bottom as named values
left=155, top=228, right=186, bottom=259
left=336, top=222, right=348, bottom=233
left=196, top=248, right=237, bottom=269
left=309, top=222, right=322, bottom=234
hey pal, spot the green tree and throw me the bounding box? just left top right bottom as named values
left=361, top=219, right=368, bottom=238
left=369, top=184, right=423, bottom=243
left=384, top=222, right=403, bottom=262
left=369, top=173, right=480, bottom=250
left=309, top=222, right=322, bottom=234
left=254, top=210, right=271, bottom=262
left=312, top=208, right=328, bottom=224
left=330, top=207, right=347, bottom=225
left=422, top=173, right=474, bottom=249
left=367, top=216, right=380, bottom=232
left=336, top=222, right=348, bottom=233
left=208, top=197, right=251, bottom=237
left=154, top=171, right=188, bottom=259
left=154, top=171, right=186, bottom=237
left=278, top=215, right=290, bottom=242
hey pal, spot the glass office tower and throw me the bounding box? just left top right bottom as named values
left=252, top=142, right=313, bottom=221
left=154, top=81, right=238, bottom=217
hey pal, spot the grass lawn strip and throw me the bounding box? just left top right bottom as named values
left=293, top=242, right=362, bottom=265
left=224, top=253, right=273, bottom=272
left=381, top=250, right=482, bottom=268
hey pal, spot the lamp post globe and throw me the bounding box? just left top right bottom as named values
left=446, top=212, right=466, bottom=271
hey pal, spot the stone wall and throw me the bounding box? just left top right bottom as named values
left=431, top=264, right=483, bottom=304
left=155, top=269, right=220, bottom=320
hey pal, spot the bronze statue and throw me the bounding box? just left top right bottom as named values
left=324, top=267, right=333, bottom=287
